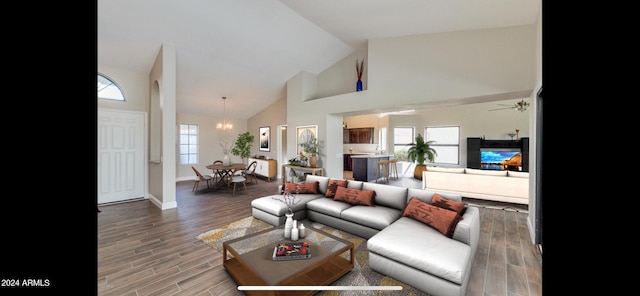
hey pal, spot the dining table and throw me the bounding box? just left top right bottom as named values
left=206, top=163, right=247, bottom=190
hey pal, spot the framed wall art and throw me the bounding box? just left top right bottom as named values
left=259, top=126, right=270, bottom=151
left=296, top=125, right=318, bottom=156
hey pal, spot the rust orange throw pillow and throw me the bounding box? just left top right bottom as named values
left=284, top=181, right=319, bottom=194
left=402, top=197, right=462, bottom=238
left=325, top=179, right=348, bottom=198
left=431, top=193, right=466, bottom=215
left=333, top=186, right=375, bottom=206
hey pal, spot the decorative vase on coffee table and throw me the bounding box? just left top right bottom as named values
left=291, top=220, right=299, bottom=241
left=298, top=222, right=306, bottom=238
left=284, top=212, right=294, bottom=238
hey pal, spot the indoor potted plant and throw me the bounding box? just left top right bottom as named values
left=406, top=133, right=437, bottom=180
left=231, top=131, right=255, bottom=165
left=299, top=134, right=320, bottom=167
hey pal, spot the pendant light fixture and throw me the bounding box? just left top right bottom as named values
left=216, top=96, right=233, bottom=131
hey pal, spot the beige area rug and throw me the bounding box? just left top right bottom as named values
left=197, top=216, right=430, bottom=296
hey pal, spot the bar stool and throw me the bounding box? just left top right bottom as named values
left=387, top=158, right=399, bottom=180
left=376, top=160, right=389, bottom=183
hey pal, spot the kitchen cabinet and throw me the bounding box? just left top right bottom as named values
left=248, top=157, right=277, bottom=181
left=343, top=127, right=374, bottom=144
left=343, top=154, right=353, bottom=171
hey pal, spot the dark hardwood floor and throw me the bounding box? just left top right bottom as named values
left=98, top=173, right=542, bottom=296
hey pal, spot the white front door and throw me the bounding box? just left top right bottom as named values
left=97, top=109, right=146, bottom=204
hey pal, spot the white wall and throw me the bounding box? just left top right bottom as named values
left=176, top=112, right=248, bottom=180
left=529, top=1, right=543, bottom=245
left=368, top=25, right=536, bottom=101
left=287, top=25, right=538, bottom=179
left=247, top=97, right=287, bottom=161
left=149, top=44, right=177, bottom=210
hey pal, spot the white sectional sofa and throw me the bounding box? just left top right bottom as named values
left=422, top=167, right=529, bottom=204
left=251, top=175, right=480, bottom=296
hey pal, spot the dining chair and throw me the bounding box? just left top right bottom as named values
left=191, top=166, right=213, bottom=194
left=210, top=160, right=224, bottom=183
left=226, top=168, right=247, bottom=196
left=243, top=160, right=258, bottom=184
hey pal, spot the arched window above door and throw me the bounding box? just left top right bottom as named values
left=98, top=73, right=125, bottom=101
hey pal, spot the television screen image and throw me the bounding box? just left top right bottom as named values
left=480, top=149, right=522, bottom=171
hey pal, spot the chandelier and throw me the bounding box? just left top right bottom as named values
left=216, top=96, right=233, bottom=131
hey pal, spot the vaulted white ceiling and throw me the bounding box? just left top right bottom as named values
left=98, top=0, right=540, bottom=119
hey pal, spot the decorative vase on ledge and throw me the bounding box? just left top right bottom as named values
left=356, top=58, right=364, bottom=92
left=309, top=154, right=318, bottom=168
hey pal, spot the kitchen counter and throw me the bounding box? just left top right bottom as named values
left=343, top=153, right=375, bottom=171
left=350, top=154, right=393, bottom=158
left=351, top=154, right=392, bottom=182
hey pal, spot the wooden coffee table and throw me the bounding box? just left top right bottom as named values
left=222, top=223, right=354, bottom=296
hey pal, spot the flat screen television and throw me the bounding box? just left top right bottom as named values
left=480, top=148, right=522, bottom=171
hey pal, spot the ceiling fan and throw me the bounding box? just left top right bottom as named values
left=489, top=99, right=530, bottom=112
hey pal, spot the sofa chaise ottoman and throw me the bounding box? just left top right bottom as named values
left=367, top=189, right=479, bottom=296
left=251, top=191, right=323, bottom=226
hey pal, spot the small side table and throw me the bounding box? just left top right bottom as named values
left=281, top=164, right=324, bottom=187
